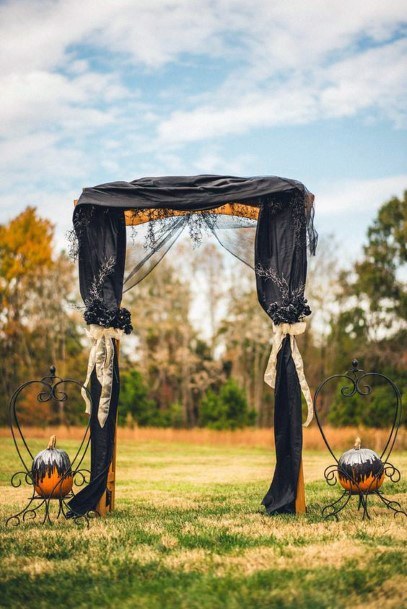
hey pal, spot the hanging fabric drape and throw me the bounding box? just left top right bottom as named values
left=255, top=191, right=312, bottom=513
left=71, top=174, right=317, bottom=516
left=68, top=206, right=129, bottom=514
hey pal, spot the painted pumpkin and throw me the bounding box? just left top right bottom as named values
left=32, top=435, right=73, bottom=498
left=338, top=437, right=384, bottom=493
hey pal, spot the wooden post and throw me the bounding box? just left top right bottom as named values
left=295, top=458, right=306, bottom=514
left=95, top=416, right=117, bottom=517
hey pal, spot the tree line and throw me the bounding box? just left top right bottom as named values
left=0, top=193, right=405, bottom=428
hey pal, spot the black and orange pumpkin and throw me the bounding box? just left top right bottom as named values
left=32, top=435, right=73, bottom=498
left=338, top=437, right=384, bottom=493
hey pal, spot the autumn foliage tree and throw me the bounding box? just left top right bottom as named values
left=0, top=207, right=87, bottom=424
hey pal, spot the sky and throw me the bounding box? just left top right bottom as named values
left=0, top=0, right=406, bottom=262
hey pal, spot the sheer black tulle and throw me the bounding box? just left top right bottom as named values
left=123, top=214, right=258, bottom=291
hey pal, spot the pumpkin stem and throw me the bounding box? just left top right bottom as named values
left=47, top=435, right=57, bottom=450
left=354, top=436, right=361, bottom=450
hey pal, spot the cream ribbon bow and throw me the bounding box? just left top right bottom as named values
left=82, top=324, right=123, bottom=428
left=264, top=321, right=313, bottom=427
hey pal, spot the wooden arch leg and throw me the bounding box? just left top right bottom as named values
left=295, top=458, right=306, bottom=514
left=96, top=419, right=117, bottom=516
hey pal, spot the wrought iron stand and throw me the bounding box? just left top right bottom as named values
left=314, top=359, right=406, bottom=520
left=6, top=366, right=97, bottom=527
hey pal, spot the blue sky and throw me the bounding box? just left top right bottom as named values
left=0, top=0, right=406, bottom=261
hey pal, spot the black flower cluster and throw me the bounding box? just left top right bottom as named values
left=268, top=296, right=311, bottom=325
left=84, top=300, right=133, bottom=334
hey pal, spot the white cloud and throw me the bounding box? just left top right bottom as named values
left=0, top=0, right=405, bottom=147
left=0, top=0, right=225, bottom=75
left=319, top=39, right=407, bottom=124
left=233, top=0, right=406, bottom=71
left=191, top=149, right=256, bottom=175
left=156, top=37, right=407, bottom=145
left=315, top=175, right=407, bottom=216
left=0, top=70, right=128, bottom=138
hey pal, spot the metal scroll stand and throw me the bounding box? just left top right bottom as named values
left=314, top=359, right=406, bottom=520
left=6, top=366, right=98, bottom=527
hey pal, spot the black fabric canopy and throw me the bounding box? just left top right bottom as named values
left=77, top=174, right=313, bottom=211
left=69, top=174, right=317, bottom=516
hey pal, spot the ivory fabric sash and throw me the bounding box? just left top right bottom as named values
left=264, top=322, right=313, bottom=427
left=82, top=324, right=123, bottom=427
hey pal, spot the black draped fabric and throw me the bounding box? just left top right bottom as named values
left=72, top=174, right=316, bottom=516
left=261, top=337, right=303, bottom=512
left=74, top=206, right=129, bottom=330
left=255, top=192, right=309, bottom=513
left=68, top=207, right=126, bottom=514
left=77, top=174, right=311, bottom=212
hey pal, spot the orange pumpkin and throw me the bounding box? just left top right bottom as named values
left=32, top=435, right=73, bottom=498
left=338, top=437, right=384, bottom=493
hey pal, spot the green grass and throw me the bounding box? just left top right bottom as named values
left=0, top=437, right=406, bottom=609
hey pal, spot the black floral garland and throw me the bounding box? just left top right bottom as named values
left=84, top=300, right=133, bottom=334
left=83, top=255, right=133, bottom=334
left=268, top=296, right=311, bottom=325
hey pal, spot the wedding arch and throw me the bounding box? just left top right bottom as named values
left=69, top=174, right=317, bottom=517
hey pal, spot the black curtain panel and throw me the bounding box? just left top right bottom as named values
left=255, top=192, right=309, bottom=513
left=74, top=206, right=129, bottom=329
left=72, top=175, right=316, bottom=516
left=68, top=207, right=128, bottom=515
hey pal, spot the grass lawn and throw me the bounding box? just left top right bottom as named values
left=0, top=437, right=406, bottom=609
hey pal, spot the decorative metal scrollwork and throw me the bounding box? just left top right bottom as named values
left=314, top=359, right=406, bottom=520
left=6, top=366, right=97, bottom=527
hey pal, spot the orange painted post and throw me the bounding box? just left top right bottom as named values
left=295, top=458, right=306, bottom=514
left=95, top=421, right=117, bottom=516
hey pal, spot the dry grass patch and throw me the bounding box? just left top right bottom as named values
left=118, top=456, right=273, bottom=485
left=3, top=556, right=54, bottom=577
left=2, top=425, right=406, bottom=451
left=158, top=539, right=369, bottom=577
left=162, top=548, right=210, bottom=572
left=216, top=540, right=369, bottom=575
left=281, top=539, right=369, bottom=569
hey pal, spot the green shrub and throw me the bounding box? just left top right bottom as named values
left=200, top=379, right=256, bottom=429
left=118, top=369, right=159, bottom=426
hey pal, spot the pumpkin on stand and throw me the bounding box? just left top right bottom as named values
left=32, top=435, right=73, bottom=498
left=337, top=437, right=384, bottom=494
